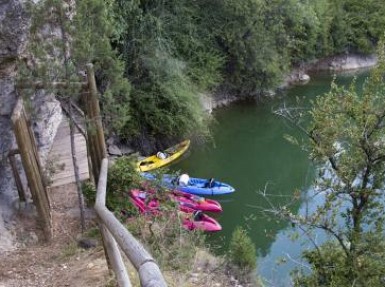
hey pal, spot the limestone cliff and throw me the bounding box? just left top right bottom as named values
left=0, top=0, right=62, bottom=251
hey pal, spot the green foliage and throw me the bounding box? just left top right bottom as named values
left=277, top=41, right=385, bottom=286
left=126, top=211, right=206, bottom=271
left=106, top=156, right=141, bottom=213
left=113, top=0, right=213, bottom=142
left=81, top=181, right=96, bottom=206
left=71, top=0, right=132, bottom=136
left=293, top=241, right=385, bottom=287
left=21, top=0, right=131, bottom=137
left=22, top=0, right=385, bottom=151
left=228, top=226, right=257, bottom=271
left=105, top=158, right=205, bottom=271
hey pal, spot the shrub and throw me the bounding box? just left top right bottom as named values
left=228, top=226, right=257, bottom=271
left=125, top=210, right=205, bottom=271
left=82, top=181, right=96, bottom=206
left=106, top=156, right=141, bottom=215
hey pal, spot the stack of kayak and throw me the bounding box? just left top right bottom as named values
left=132, top=139, right=235, bottom=232
left=129, top=189, right=222, bottom=232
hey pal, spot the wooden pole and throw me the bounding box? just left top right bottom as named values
left=96, top=159, right=132, bottom=287
left=100, top=225, right=132, bottom=287
left=8, top=151, right=26, bottom=202
left=86, top=64, right=107, bottom=165
left=11, top=99, right=52, bottom=240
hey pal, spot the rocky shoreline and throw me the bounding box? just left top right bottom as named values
left=202, top=53, right=378, bottom=112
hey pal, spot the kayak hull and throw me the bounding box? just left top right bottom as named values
left=129, top=189, right=221, bottom=232
left=171, top=190, right=222, bottom=213
left=136, top=140, right=190, bottom=172
left=141, top=172, right=235, bottom=196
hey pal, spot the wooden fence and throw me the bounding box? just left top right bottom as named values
left=11, top=98, right=52, bottom=240
left=95, top=159, right=168, bottom=287
left=11, top=63, right=167, bottom=285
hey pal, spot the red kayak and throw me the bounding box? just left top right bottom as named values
left=169, top=190, right=222, bottom=213
left=129, top=189, right=222, bottom=232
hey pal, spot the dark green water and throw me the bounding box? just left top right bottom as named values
left=172, top=70, right=370, bottom=286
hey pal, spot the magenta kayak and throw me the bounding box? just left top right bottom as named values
left=169, top=190, right=222, bottom=213
left=129, top=189, right=222, bottom=232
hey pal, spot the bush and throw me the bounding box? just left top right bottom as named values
left=82, top=181, right=96, bottom=206
left=106, top=156, right=141, bottom=214
left=228, top=226, right=257, bottom=271
left=126, top=210, right=205, bottom=271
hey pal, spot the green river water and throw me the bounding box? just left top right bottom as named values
left=171, top=69, right=369, bottom=286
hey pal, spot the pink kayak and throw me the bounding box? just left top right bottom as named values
left=170, top=190, right=222, bottom=213
left=129, top=189, right=222, bottom=232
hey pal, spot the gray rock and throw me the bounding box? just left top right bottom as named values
left=108, top=144, right=122, bottom=156
left=0, top=77, right=17, bottom=116
left=119, top=144, right=134, bottom=155
left=106, top=136, right=116, bottom=145
left=78, top=238, right=98, bottom=249
left=0, top=0, right=63, bottom=250
left=299, top=74, right=310, bottom=82
left=0, top=0, right=31, bottom=197
left=30, top=90, right=63, bottom=161
left=0, top=0, right=29, bottom=65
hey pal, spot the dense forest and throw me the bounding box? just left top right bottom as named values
left=26, top=0, right=385, bottom=152
left=110, top=0, right=385, bottom=151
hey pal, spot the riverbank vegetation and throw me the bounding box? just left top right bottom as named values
left=21, top=0, right=385, bottom=151
left=109, top=0, right=385, bottom=149
left=273, top=41, right=385, bottom=286
left=82, top=157, right=258, bottom=285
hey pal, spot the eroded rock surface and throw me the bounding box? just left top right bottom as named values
left=0, top=0, right=62, bottom=250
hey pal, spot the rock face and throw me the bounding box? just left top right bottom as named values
left=0, top=0, right=30, bottom=251
left=30, top=90, right=63, bottom=161
left=309, top=54, right=377, bottom=72
left=0, top=0, right=30, bottom=195
left=0, top=0, right=63, bottom=250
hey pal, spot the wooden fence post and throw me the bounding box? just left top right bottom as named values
left=8, top=150, right=26, bottom=202
left=11, top=99, right=52, bottom=240
left=85, top=63, right=107, bottom=180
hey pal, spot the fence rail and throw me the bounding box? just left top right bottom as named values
left=95, top=158, right=168, bottom=287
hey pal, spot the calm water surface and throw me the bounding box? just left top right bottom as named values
left=172, top=70, right=369, bottom=286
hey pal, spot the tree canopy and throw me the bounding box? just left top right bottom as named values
left=274, top=41, right=385, bottom=286
left=23, top=0, right=385, bottom=150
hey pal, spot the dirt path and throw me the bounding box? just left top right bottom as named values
left=0, top=183, right=110, bottom=287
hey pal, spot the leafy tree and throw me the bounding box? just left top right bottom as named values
left=113, top=0, right=211, bottom=149
left=343, top=0, right=385, bottom=53
left=21, top=0, right=131, bottom=136
left=211, top=0, right=285, bottom=95
left=273, top=41, right=385, bottom=286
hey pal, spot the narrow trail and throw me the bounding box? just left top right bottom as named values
left=0, top=183, right=110, bottom=287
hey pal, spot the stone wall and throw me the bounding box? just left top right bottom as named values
left=0, top=0, right=63, bottom=251
left=0, top=0, right=29, bottom=196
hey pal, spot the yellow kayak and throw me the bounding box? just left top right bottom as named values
left=136, top=140, right=190, bottom=172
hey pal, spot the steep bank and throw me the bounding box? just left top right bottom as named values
left=280, top=54, right=377, bottom=89
left=202, top=53, right=378, bottom=112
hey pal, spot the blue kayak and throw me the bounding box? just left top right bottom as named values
left=141, top=172, right=235, bottom=196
